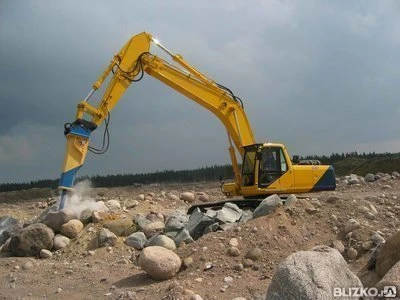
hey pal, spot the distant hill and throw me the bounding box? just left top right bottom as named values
left=0, top=188, right=53, bottom=203
left=333, top=157, right=400, bottom=176
left=301, top=151, right=400, bottom=176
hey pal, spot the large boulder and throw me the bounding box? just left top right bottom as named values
left=146, top=234, right=176, bottom=250
left=216, top=203, right=243, bottom=224
left=42, top=209, right=74, bottom=233
left=266, top=246, right=363, bottom=300
left=53, top=234, right=70, bottom=250
left=142, top=221, right=165, bottom=239
left=138, top=246, right=181, bottom=280
left=376, top=231, right=400, bottom=277
left=106, top=199, right=121, bottom=211
left=79, top=208, right=92, bottom=224
left=164, top=213, right=189, bottom=233
left=103, top=218, right=136, bottom=237
left=203, top=222, right=220, bottom=234
left=125, top=199, right=139, bottom=209
left=185, top=208, right=214, bottom=240
left=164, top=231, right=178, bottom=240
left=94, top=201, right=109, bottom=212
left=239, top=210, right=253, bottom=223
left=134, top=215, right=152, bottom=230
left=371, top=232, right=385, bottom=245
left=364, top=173, right=376, bottom=182
left=180, top=192, right=195, bottom=203
left=40, top=249, right=52, bottom=259
left=284, top=194, right=297, bottom=206
left=145, top=212, right=164, bottom=223
left=60, top=219, right=84, bottom=239
left=244, top=247, right=263, bottom=261
left=392, top=171, right=400, bottom=178
left=348, top=178, right=360, bottom=185
left=0, top=216, right=22, bottom=245
left=98, top=228, right=117, bottom=247
left=34, top=204, right=58, bottom=224
left=125, top=231, right=147, bottom=250
left=198, top=193, right=209, bottom=202
left=344, top=218, right=361, bottom=234
left=174, top=229, right=194, bottom=245
left=167, top=193, right=180, bottom=202
left=347, top=174, right=360, bottom=185
left=253, top=194, right=282, bottom=219
left=9, top=223, right=54, bottom=257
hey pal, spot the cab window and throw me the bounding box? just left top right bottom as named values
left=258, top=147, right=290, bottom=187
left=280, top=149, right=288, bottom=172
left=242, top=148, right=256, bottom=186
left=260, top=148, right=278, bottom=172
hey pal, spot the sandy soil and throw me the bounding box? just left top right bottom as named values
left=0, top=179, right=399, bottom=300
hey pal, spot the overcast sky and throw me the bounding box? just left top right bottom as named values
left=1, top=0, right=400, bottom=183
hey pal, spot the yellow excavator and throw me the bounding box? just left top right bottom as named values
left=58, top=32, right=335, bottom=209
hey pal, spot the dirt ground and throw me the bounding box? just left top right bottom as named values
left=0, top=178, right=399, bottom=300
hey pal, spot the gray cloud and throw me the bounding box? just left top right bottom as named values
left=1, top=0, right=400, bottom=183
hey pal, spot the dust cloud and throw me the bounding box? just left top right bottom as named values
left=62, top=180, right=100, bottom=216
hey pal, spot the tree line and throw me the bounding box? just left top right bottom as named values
left=0, top=164, right=234, bottom=193
left=300, top=151, right=400, bottom=165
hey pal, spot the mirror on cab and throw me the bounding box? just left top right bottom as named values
left=292, top=155, right=300, bottom=164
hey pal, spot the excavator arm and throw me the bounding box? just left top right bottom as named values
left=58, top=32, right=255, bottom=208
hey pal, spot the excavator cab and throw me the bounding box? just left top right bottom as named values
left=240, top=144, right=294, bottom=194
left=224, top=142, right=336, bottom=198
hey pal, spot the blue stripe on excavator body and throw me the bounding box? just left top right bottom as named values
left=312, top=166, right=336, bottom=192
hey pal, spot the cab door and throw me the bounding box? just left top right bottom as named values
left=241, top=146, right=257, bottom=187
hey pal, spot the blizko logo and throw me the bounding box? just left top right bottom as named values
left=333, top=286, right=397, bottom=298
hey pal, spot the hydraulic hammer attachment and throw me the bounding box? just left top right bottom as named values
left=58, top=120, right=96, bottom=209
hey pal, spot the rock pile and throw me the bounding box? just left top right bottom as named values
left=339, top=171, right=400, bottom=185
left=0, top=191, right=324, bottom=259
left=120, top=194, right=286, bottom=255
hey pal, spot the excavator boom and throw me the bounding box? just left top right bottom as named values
left=58, top=32, right=258, bottom=208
